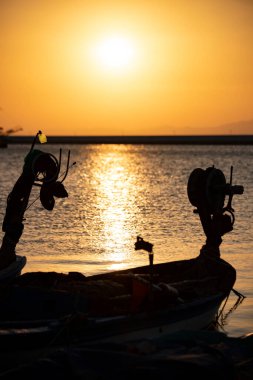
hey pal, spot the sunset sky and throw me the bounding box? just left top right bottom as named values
left=1, top=0, right=253, bottom=136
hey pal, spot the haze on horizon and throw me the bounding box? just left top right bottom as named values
left=1, top=0, right=253, bottom=136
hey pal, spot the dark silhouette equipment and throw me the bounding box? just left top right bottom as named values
left=0, top=131, right=70, bottom=269
left=135, top=165, right=244, bottom=276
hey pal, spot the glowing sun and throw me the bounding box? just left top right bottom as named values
left=94, top=35, right=136, bottom=71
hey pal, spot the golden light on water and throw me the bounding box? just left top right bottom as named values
left=76, top=144, right=201, bottom=273
left=96, top=149, right=133, bottom=268
left=79, top=145, right=138, bottom=271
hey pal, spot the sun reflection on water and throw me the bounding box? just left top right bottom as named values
left=79, top=145, right=139, bottom=270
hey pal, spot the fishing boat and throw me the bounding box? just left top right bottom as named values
left=0, top=131, right=245, bottom=350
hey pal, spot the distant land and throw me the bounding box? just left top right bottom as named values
left=5, top=135, right=253, bottom=145
left=216, top=119, right=253, bottom=134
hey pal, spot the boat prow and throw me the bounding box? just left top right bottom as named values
left=0, top=256, right=26, bottom=283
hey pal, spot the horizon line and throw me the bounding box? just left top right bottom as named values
left=5, top=134, right=253, bottom=145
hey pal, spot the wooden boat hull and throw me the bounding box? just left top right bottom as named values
left=75, top=293, right=226, bottom=344
left=0, top=254, right=235, bottom=348
left=0, top=292, right=226, bottom=349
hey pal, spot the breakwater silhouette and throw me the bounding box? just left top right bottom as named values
left=6, top=135, right=253, bottom=145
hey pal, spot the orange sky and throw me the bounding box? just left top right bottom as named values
left=1, top=0, right=253, bottom=136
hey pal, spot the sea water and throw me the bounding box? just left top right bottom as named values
left=0, top=143, right=252, bottom=337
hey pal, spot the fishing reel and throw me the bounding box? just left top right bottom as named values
left=187, top=165, right=244, bottom=237
left=23, top=131, right=71, bottom=211
left=1, top=131, right=73, bottom=255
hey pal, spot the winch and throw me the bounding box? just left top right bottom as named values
left=187, top=165, right=244, bottom=252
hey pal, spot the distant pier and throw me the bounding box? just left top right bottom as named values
left=6, top=135, right=253, bottom=145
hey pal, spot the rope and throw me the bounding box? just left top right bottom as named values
left=216, top=288, right=246, bottom=329
left=232, top=288, right=246, bottom=298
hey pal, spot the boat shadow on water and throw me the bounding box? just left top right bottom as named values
left=0, top=132, right=251, bottom=378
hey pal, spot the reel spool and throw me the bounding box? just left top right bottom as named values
left=187, top=165, right=244, bottom=238
left=187, top=166, right=226, bottom=215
